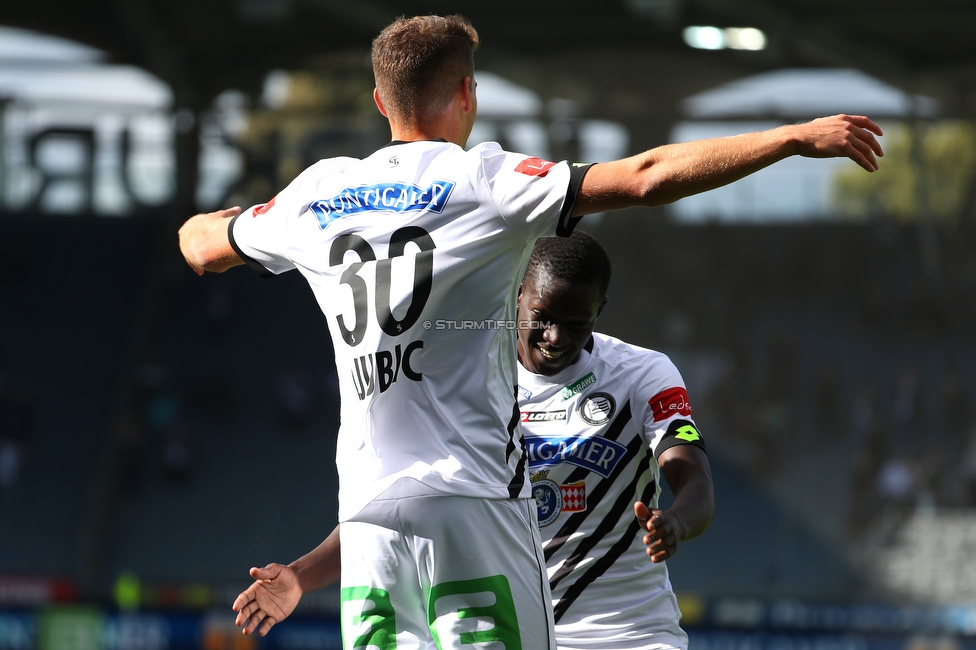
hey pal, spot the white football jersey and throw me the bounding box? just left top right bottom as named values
left=517, top=332, right=707, bottom=650
left=230, top=140, right=589, bottom=520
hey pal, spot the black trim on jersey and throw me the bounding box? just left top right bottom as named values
left=583, top=336, right=594, bottom=354
left=552, top=471, right=658, bottom=623
left=555, top=163, right=594, bottom=237
left=507, top=392, right=528, bottom=498
left=381, top=138, right=448, bottom=149
left=655, top=418, right=707, bottom=458
left=544, top=400, right=633, bottom=561
left=227, top=213, right=275, bottom=278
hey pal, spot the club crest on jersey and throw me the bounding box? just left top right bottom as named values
left=515, top=157, right=557, bottom=177
left=531, top=470, right=561, bottom=526
left=578, top=392, right=616, bottom=425
left=531, top=470, right=586, bottom=526
left=308, top=180, right=456, bottom=229
left=525, top=434, right=626, bottom=478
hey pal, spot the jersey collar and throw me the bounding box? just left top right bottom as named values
left=381, top=138, right=448, bottom=149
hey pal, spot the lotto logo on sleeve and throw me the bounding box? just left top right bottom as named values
left=515, top=157, right=557, bottom=177
left=649, top=387, right=692, bottom=421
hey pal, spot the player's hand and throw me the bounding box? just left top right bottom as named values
left=232, top=563, right=302, bottom=636
left=635, top=502, right=679, bottom=563
left=791, top=114, right=884, bottom=172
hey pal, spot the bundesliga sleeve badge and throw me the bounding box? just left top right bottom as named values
left=514, top=157, right=557, bottom=177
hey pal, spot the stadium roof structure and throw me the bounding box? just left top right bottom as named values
left=3, top=0, right=975, bottom=128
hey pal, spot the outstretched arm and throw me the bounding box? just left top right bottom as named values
left=636, top=445, right=714, bottom=563
left=574, top=114, right=884, bottom=216
left=233, top=525, right=342, bottom=636
left=178, top=206, right=245, bottom=275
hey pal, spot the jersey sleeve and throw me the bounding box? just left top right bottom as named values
left=477, top=144, right=591, bottom=241
left=228, top=159, right=343, bottom=277
left=633, top=353, right=707, bottom=459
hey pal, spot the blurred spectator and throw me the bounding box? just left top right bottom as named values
left=850, top=381, right=879, bottom=442
left=0, top=373, right=35, bottom=498
left=114, top=411, right=147, bottom=499
left=275, top=366, right=315, bottom=432
left=846, top=416, right=889, bottom=539
left=205, top=278, right=234, bottom=330
left=892, top=367, right=923, bottom=429
left=136, top=356, right=187, bottom=439
left=135, top=356, right=171, bottom=416
left=858, top=281, right=890, bottom=329
left=876, top=454, right=919, bottom=514
left=162, top=421, right=192, bottom=485
left=915, top=447, right=944, bottom=510
left=813, top=363, right=841, bottom=440
left=958, top=425, right=976, bottom=507
left=188, top=372, right=233, bottom=435
left=892, top=367, right=924, bottom=454
left=146, top=389, right=184, bottom=438
left=941, top=363, right=971, bottom=448
left=765, top=328, right=799, bottom=403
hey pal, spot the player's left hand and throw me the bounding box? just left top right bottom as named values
left=792, top=114, right=884, bottom=172
left=232, top=563, right=302, bottom=636
left=635, top=501, right=679, bottom=563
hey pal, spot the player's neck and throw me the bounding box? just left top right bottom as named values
left=389, top=118, right=466, bottom=147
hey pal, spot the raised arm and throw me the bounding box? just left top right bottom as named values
left=178, top=206, right=245, bottom=275
left=574, top=114, right=884, bottom=216
left=636, top=445, right=714, bottom=563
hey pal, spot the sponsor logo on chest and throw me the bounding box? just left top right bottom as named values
left=520, top=410, right=567, bottom=423
left=560, top=372, right=597, bottom=400
left=524, top=434, right=626, bottom=478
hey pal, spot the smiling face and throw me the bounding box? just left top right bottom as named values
left=516, top=271, right=606, bottom=376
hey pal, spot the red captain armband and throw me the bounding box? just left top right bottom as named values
left=515, top=157, right=557, bottom=177
left=649, top=387, right=692, bottom=422
left=253, top=195, right=277, bottom=216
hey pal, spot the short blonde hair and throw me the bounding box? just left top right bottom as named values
left=371, top=15, right=479, bottom=126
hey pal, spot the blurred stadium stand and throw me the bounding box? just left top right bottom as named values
left=3, top=1, right=976, bottom=646
left=3, top=210, right=976, bottom=604
left=3, top=209, right=976, bottom=648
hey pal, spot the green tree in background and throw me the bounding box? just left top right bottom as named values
left=832, top=120, right=976, bottom=222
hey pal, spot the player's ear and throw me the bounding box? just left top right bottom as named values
left=517, top=284, right=524, bottom=307
left=459, top=76, right=474, bottom=112
left=596, top=296, right=608, bottom=319
left=373, top=88, right=389, bottom=117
